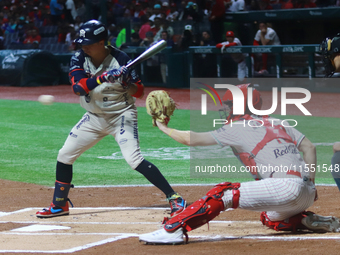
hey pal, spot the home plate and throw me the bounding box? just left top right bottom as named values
left=11, top=224, right=71, bottom=232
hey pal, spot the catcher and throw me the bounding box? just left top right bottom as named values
left=320, top=34, right=340, bottom=191
left=140, top=84, right=340, bottom=244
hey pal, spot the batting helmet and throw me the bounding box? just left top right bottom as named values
left=74, top=20, right=108, bottom=45
left=319, top=33, right=340, bottom=77
left=219, top=84, right=262, bottom=120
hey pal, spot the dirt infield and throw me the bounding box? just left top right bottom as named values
left=1, top=180, right=340, bottom=255
left=1, top=85, right=340, bottom=254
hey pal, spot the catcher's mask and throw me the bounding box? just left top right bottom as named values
left=219, top=84, right=262, bottom=121
left=319, top=34, right=340, bottom=77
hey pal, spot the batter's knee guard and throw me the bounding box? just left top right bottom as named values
left=53, top=181, right=74, bottom=207
left=163, top=182, right=240, bottom=233
left=260, top=211, right=308, bottom=232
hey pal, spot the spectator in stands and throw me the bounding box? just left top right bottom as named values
left=75, top=0, right=86, bottom=21
left=139, top=15, right=151, bottom=40
left=177, top=1, right=187, bottom=21
left=197, top=30, right=216, bottom=77
left=74, top=16, right=83, bottom=31
left=154, top=18, right=174, bottom=42
left=50, top=0, right=64, bottom=25
left=108, top=23, right=118, bottom=46
left=23, top=28, right=41, bottom=44
left=216, top=30, right=253, bottom=80
left=150, top=17, right=162, bottom=37
left=115, top=26, right=135, bottom=48
left=2, top=18, right=16, bottom=34
left=162, top=2, right=171, bottom=16
left=140, top=31, right=155, bottom=47
left=158, top=30, right=173, bottom=84
left=253, top=22, right=281, bottom=74
left=132, top=2, right=145, bottom=22
left=2, top=6, right=10, bottom=19
left=209, top=0, right=226, bottom=44
left=28, top=6, right=43, bottom=24
left=58, top=23, right=69, bottom=43
left=149, top=4, right=163, bottom=22
left=200, top=31, right=215, bottom=46
left=65, top=24, right=77, bottom=52
left=65, top=0, right=77, bottom=23
left=161, top=30, right=174, bottom=46
left=120, top=32, right=143, bottom=48
left=226, top=0, right=245, bottom=11
left=166, top=3, right=179, bottom=22
left=16, top=16, right=28, bottom=43
left=183, top=2, right=204, bottom=23
left=175, top=25, right=196, bottom=51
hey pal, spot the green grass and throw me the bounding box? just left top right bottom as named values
left=0, top=99, right=338, bottom=186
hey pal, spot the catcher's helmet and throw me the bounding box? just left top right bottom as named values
left=319, top=33, right=340, bottom=77
left=74, top=20, right=108, bottom=45
left=219, top=84, right=262, bottom=120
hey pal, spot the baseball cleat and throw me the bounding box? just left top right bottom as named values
left=301, top=212, right=340, bottom=232
left=36, top=202, right=70, bottom=218
left=168, top=193, right=186, bottom=217
left=139, top=228, right=184, bottom=244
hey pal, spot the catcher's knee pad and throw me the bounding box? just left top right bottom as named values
left=164, top=182, right=240, bottom=232
left=53, top=181, right=73, bottom=207
left=260, top=211, right=308, bottom=232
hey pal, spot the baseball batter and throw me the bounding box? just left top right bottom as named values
left=139, top=84, right=340, bottom=244
left=216, top=31, right=253, bottom=80
left=320, top=33, right=340, bottom=191
left=36, top=20, right=186, bottom=218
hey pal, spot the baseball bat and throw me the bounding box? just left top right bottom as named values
left=126, top=40, right=167, bottom=69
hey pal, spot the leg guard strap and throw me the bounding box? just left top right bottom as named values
left=260, top=211, right=308, bottom=232
left=53, top=181, right=74, bottom=207
left=164, top=182, right=240, bottom=233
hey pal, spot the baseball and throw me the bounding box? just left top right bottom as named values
left=38, top=95, right=55, bottom=105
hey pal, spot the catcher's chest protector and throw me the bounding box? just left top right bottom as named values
left=233, top=116, right=295, bottom=180
left=164, top=182, right=240, bottom=233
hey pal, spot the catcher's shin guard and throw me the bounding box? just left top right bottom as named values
left=164, top=182, right=240, bottom=233
left=260, top=211, right=308, bottom=232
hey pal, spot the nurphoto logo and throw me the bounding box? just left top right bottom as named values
left=200, top=84, right=312, bottom=127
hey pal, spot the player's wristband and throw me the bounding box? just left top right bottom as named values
left=132, top=82, right=144, bottom=98
left=96, top=75, right=106, bottom=85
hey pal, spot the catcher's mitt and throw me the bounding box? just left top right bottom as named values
left=146, top=90, right=176, bottom=126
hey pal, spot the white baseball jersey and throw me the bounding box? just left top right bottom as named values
left=212, top=115, right=316, bottom=221
left=254, top=27, right=281, bottom=45
left=210, top=115, right=308, bottom=179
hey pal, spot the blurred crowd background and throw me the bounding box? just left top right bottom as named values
left=0, top=0, right=338, bottom=53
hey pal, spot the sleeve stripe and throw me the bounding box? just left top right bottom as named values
left=69, top=68, right=85, bottom=75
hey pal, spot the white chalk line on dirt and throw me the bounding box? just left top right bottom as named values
left=1, top=207, right=340, bottom=253
left=190, top=235, right=340, bottom=241
left=0, top=234, right=136, bottom=254
left=72, top=183, right=337, bottom=188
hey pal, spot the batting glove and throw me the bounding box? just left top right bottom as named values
left=97, top=66, right=129, bottom=85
